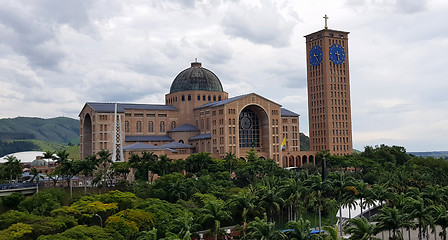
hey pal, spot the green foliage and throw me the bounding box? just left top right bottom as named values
left=0, top=210, right=77, bottom=238
left=0, top=222, right=33, bottom=240
left=137, top=198, right=189, bottom=236
left=185, top=152, right=214, bottom=175
left=18, top=191, right=62, bottom=216
left=83, top=190, right=139, bottom=211
left=51, top=199, right=118, bottom=225
left=37, top=225, right=124, bottom=240
left=1, top=192, right=25, bottom=210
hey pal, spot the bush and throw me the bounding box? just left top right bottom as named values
left=2, top=192, right=25, bottom=210
left=18, top=192, right=61, bottom=216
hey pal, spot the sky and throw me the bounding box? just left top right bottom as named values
left=0, top=0, right=447, bottom=152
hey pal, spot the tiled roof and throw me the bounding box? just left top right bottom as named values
left=168, top=124, right=199, bottom=132
left=281, top=108, right=300, bottom=117
left=125, top=135, right=174, bottom=142
left=195, top=94, right=250, bottom=109
left=123, top=142, right=160, bottom=150
left=160, top=142, right=195, bottom=149
left=189, top=133, right=211, bottom=140
left=86, top=103, right=178, bottom=113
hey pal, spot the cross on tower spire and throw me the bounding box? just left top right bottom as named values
left=323, top=14, right=329, bottom=29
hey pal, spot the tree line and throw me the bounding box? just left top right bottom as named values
left=0, top=145, right=448, bottom=239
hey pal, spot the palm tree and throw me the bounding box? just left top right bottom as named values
left=4, top=155, right=23, bottom=183
left=257, top=181, right=285, bottom=222
left=169, top=213, right=200, bottom=238
left=199, top=200, right=232, bottom=240
left=137, top=228, right=158, bottom=240
left=404, top=197, right=433, bottom=240
left=95, top=149, right=112, bottom=186
left=243, top=214, right=287, bottom=240
left=374, top=206, right=414, bottom=240
left=282, top=177, right=305, bottom=221
left=285, top=218, right=312, bottom=240
left=54, top=150, right=78, bottom=197
left=29, top=168, right=43, bottom=193
left=344, top=217, right=380, bottom=240
left=229, top=190, right=259, bottom=229
left=322, top=225, right=340, bottom=240
left=79, top=155, right=98, bottom=194
left=434, top=205, right=448, bottom=240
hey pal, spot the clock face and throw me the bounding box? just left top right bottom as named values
left=329, top=44, right=346, bottom=65
left=240, top=116, right=252, bottom=129
left=309, top=45, right=323, bottom=66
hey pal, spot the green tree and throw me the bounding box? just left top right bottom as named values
left=0, top=222, right=33, bottom=240
left=185, top=152, right=214, bottom=175
left=37, top=225, right=124, bottom=240
left=404, top=197, right=434, bottom=240
left=243, top=214, right=287, bottom=240
left=344, top=217, right=380, bottom=240
left=285, top=218, right=312, bottom=240
left=2, top=192, right=25, bottom=210
left=199, top=200, right=232, bottom=240
left=3, top=155, right=23, bottom=182
left=434, top=205, right=448, bottom=240
left=374, top=206, right=414, bottom=240
left=18, top=191, right=62, bottom=216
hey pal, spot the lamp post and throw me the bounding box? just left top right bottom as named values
left=94, top=214, right=103, bottom=228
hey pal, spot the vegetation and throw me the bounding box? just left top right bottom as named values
left=0, top=144, right=447, bottom=240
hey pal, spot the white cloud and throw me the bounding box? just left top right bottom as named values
left=0, top=0, right=447, bottom=152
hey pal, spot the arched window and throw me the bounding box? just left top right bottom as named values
left=125, top=121, right=130, bottom=132
left=148, top=121, right=154, bottom=132
left=203, top=95, right=206, bottom=101
left=197, top=94, right=200, bottom=100
left=160, top=121, right=165, bottom=132
left=136, top=121, right=142, bottom=132
left=188, top=94, right=191, bottom=101
left=208, top=95, right=211, bottom=101
left=213, top=95, right=216, bottom=101
left=239, top=108, right=260, bottom=148
left=182, top=95, right=185, bottom=101
left=171, top=121, right=176, bottom=130
left=218, top=95, right=222, bottom=101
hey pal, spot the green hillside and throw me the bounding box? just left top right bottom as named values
left=0, top=117, right=79, bottom=144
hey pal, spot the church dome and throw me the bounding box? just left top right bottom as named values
left=169, top=62, right=224, bottom=94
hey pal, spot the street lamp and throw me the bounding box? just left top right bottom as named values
left=94, top=214, right=103, bottom=228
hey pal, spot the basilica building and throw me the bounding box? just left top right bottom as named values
left=79, top=61, right=316, bottom=168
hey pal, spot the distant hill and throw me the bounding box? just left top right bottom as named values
left=0, top=117, right=80, bottom=144
left=409, top=151, right=448, bottom=159
left=300, top=132, right=309, bottom=151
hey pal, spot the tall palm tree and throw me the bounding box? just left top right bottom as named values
left=229, top=190, right=259, bottom=229
left=434, top=205, right=448, bottom=240
left=29, top=168, right=43, bottom=193
left=79, top=155, right=98, bottom=194
left=4, top=155, right=23, bottom=183
left=344, top=217, right=380, bottom=240
left=244, top=214, right=287, bottom=240
left=282, top=177, right=305, bottom=221
left=257, top=181, right=285, bottom=222
left=322, top=225, right=340, bottom=240
left=374, top=206, right=414, bottom=240
left=404, top=197, right=433, bottom=240
left=285, top=218, right=312, bottom=240
left=169, top=213, right=200, bottom=238
left=199, top=200, right=232, bottom=240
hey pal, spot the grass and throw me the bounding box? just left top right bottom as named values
left=29, top=140, right=80, bottom=160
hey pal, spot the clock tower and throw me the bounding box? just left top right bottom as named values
left=305, top=16, right=353, bottom=155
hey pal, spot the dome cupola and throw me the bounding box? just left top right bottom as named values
left=169, top=62, right=223, bottom=94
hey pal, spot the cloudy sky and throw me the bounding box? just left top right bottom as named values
left=0, top=0, right=447, bottom=152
